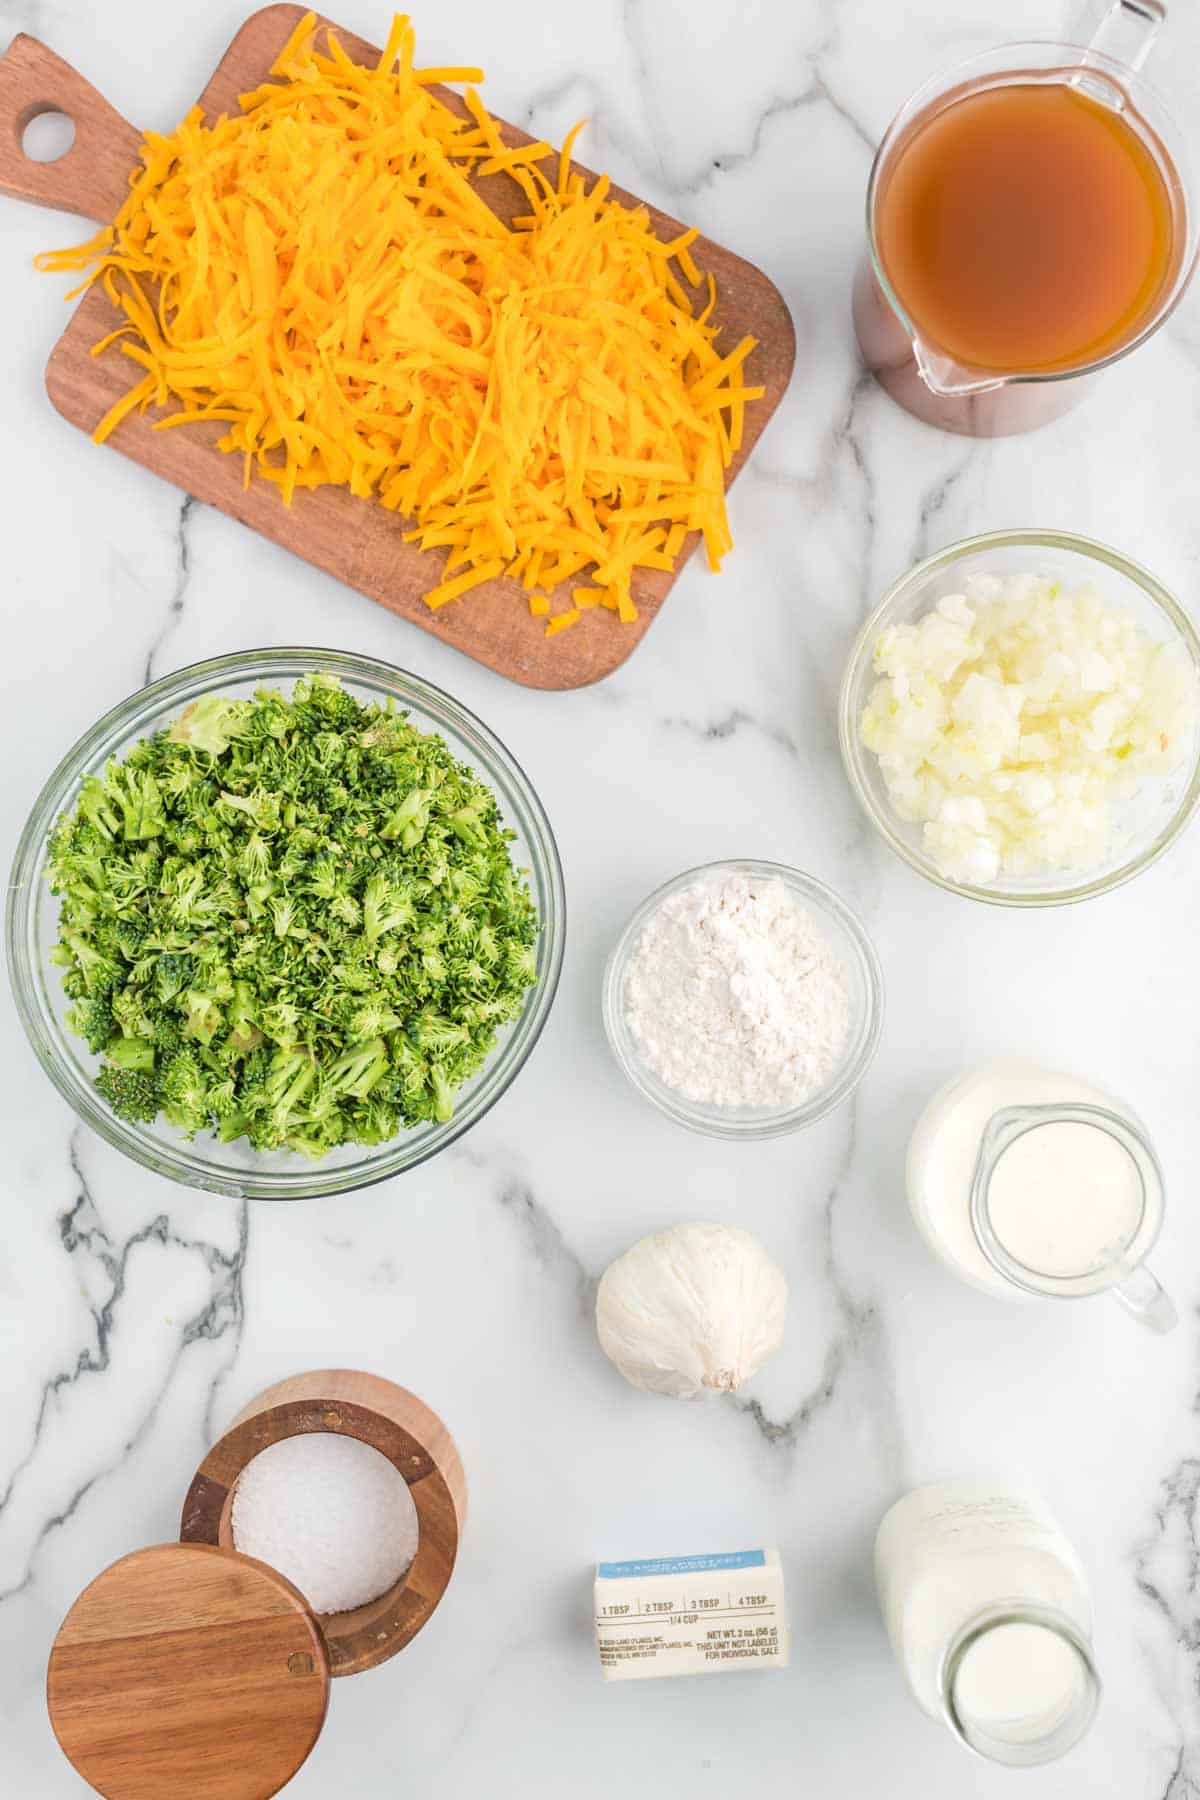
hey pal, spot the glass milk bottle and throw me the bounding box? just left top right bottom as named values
left=875, top=1481, right=1100, bottom=1765
left=906, top=1060, right=1176, bottom=1332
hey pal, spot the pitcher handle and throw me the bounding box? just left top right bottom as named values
left=1110, top=1263, right=1178, bottom=1334
left=1083, top=0, right=1165, bottom=76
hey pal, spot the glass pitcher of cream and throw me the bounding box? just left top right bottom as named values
left=907, top=1061, right=1177, bottom=1332
left=853, top=1, right=1197, bottom=435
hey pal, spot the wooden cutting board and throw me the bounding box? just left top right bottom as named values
left=0, top=6, right=796, bottom=689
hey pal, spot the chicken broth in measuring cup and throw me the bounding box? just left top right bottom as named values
left=853, top=7, right=1196, bottom=435
left=875, top=78, right=1179, bottom=375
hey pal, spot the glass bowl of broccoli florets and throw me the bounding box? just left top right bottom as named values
left=7, top=649, right=564, bottom=1199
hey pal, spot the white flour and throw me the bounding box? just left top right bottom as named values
left=623, top=872, right=851, bottom=1109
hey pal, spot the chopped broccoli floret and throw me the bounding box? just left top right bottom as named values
left=159, top=1049, right=210, bottom=1136
left=326, top=1037, right=389, bottom=1100
left=47, top=675, right=540, bottom=1157
left=94, top=1063, right=159, bottom=1124
left=108, top=1035, right=156, bottom=1074
left=154, top=952, right=191, bottom=1004
left=67, top=991, right=116, bottom=1056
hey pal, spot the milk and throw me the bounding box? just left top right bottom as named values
left=986, top=1119, right=1142, bottom=1278
left=952, top=1620, right=1087, bottom=1745
left=875, top=1480, right=1098, bottom=1764
left=906, top=1059, right=1145, bottom=1300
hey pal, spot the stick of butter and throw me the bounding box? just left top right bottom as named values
left=594, top=1549, right=789, bottom=1681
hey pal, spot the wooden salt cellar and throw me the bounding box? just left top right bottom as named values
left=182, top=1369, right=467, bottom=1677
left=47, top=1371, right=466, bottom=1798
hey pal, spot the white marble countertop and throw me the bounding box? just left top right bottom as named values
left=3, top=0, right=1200, bottom=1794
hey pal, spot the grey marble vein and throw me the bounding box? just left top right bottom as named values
left=192, top=1197, right=249, bottom=1441
left=733, top=1097, right=902, bottom=1483
left=911, top=451, right=976, bottom=563
left=520, top=71, right=598, bottom=135
left=143, top=493, right=195, bottom=686
left=836, top=371, right=882, bottom=616
left=1161, top=1747, right=1196, bottom=1800
left=1133, top=1451, right=1200, bottom=1790
left=703, top=69, right=876, bottom=196
left=618, top=0, right=671, bottom=192
left=495, top=1172, right=596, bottom=1316
left=613, top=2, right=873, bottom=200
left=0, top=1134, right=162, bottom=1532
left=657, top=704, right=800, bottom=760
left=0, top=1128, right=248, bottom=1602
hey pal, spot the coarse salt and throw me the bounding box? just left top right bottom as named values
left=622, top=873, right=852, bottom=1110
left=231, top=1432, right=419, bottom=1615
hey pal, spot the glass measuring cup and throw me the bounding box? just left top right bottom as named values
left=853, top=1, right=1197, bottom=436
left=969, top=1102, right=1177, bottom=1332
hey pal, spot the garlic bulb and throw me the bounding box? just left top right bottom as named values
left=595, top=1221, right=788, bottom=1401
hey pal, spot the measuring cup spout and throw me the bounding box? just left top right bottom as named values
left=1110, top=1264, right=1178, bottom=1334
left=910, top=340, right=1006, bottom=400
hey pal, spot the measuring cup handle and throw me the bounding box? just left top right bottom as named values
left=1084, top=1, right=1166, bottom=76
left=1110, top=1264, right=1178, bottom=1334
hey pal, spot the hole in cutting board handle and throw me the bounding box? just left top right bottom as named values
left=20, top=106, right=76, bottom=163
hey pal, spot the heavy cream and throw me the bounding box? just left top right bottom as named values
left=875, top=1480, right=1099, bottom=1765
left=906, top=1059, right=1152, bottom=1301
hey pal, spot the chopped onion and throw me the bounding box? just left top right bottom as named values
left=860, top=573, right=1198, bottom=884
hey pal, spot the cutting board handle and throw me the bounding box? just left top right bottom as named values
left=0, top=34, right=141, bottom=222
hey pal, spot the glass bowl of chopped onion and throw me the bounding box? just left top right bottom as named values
left=601, top=859, right=884, bottom=1139
left=838, top=530, right=1200, bottom=906
left=7, top=649, right=565, bottom=1199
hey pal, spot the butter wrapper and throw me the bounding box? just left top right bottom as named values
left=594, top=1548, right=788, bottom=1681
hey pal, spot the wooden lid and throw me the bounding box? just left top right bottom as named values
left=47, top=1543, right=331, bottom=1800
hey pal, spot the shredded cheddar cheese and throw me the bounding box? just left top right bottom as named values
left=37, top=13, right=763, bottom=631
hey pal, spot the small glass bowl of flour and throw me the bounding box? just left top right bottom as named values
left=603, top=860, right=883, bottom=1137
